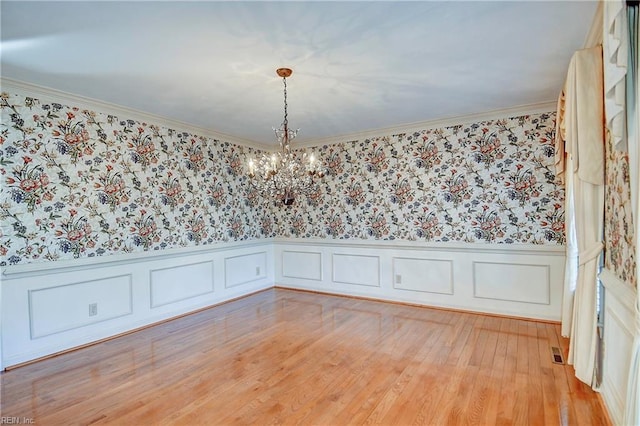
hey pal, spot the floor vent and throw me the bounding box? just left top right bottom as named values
left=551, top=346, right=564, bottom=364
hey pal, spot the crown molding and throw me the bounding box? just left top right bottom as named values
left=0, top=77, right=272, bottom=151
left=2, top=77, right=556, bottom=152
left=293, top=101, right=557, bottom=148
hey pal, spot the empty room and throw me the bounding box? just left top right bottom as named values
left=1, top=0, right=638, bottom=424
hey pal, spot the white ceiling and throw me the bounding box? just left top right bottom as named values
left=1, top=1, right=597, bottom=146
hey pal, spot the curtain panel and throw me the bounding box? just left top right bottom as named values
left=604, top=0, right=628, bottom=151
left=555, top=45, right=605, bottom=388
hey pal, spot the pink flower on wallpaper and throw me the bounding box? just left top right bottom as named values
left=0, top=91, right=568, bottom=267
left=604, top=137, right=636, bottom=287
left=413, top=138, right=442, bottom=169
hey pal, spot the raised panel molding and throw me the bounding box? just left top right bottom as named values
left=392, top=257, right=454, bottom=295
left=2, top=240, right=274, bottom=370
left=602, top=307, right=633, bottom=424
left=225, top=251, right=268, bottom=288
left=332, top=254, right=380, bottom=287
left=282, top=251, right=323, bottom=281
left=472, top=262, right=550, bottom=305
left=29, top=275, right=133, bottom=339
left=275, top=239, right=563, bottom=321
left=600, top=267, right=636, bottom=426
left=150, top=261, right=214, bottom=308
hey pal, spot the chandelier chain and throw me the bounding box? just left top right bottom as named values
left=282, top=76, right=288, bottom=131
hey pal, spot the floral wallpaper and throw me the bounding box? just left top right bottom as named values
left=0, top=90, right=564, bottom=267
left=604, top=132, right=637, bottom=288
left=0, top=92, right=272, bottom=266
left=274, top=113, right=564, bottom=244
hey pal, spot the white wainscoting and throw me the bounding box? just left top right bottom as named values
left=224, top=251, right=268, bottom=288
left=30, top=274, right=133, bottom=338
left=282, top=250, right=323, bottom=281
left=1, top=240, right=274, bottom=369
left=332, top=254, right=380, bottom=287
left=473, top=262, right=550, bottom=305
left=600, top=267, right=636, bottom=426
left=150, top=261, right=214, bottom=308
left=393, top=257, right=454, bottom=295
left=274, top=238, right=565, bottom=321
left=2, top=238, right=566, bottom=370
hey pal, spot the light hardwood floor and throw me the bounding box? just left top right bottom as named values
left=1, top=288, right=609, bottom=425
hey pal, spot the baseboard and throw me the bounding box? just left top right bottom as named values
left=275, top=285, right=562, bottom=324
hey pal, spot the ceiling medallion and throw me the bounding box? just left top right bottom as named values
left=247, top=68, right=324, bottom=206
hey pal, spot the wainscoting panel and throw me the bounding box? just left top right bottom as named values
left=29, top=275, right=132, bottom=339
left=332, top=254, right=380, bottom=287
left=2, top=238, right=565, bottom=370
left=225, top=251, right=268, bottom=288
left=473, top=262, right=550, bottom=304
left=282, top=250, right=323, bottom=281
left=600, top=268, right=636, bottom=426
left=274, top=238, right=565, bottom=321
left=1, top=241, right=274, bottom=369
left=150, top=261, right=215, bottom=308
left=392, top=257, right=454, bottom=295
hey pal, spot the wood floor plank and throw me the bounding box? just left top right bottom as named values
left=495, top=316, right=519, bottom=425
left=427, top=315, right=486, bottom=425
left=462, top=315, right=501, bottom=425
left=527, top=321, right=545, bottom=423
left=0, top=288, right=610, bottom=425
left=379, top=312, right=454, bottom=425
left=480, top=316, right=509, bottom=425
left=363, top=318, right=447, bottom=424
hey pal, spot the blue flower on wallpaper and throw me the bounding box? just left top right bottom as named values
left=0, top=90, right=565, bottom=266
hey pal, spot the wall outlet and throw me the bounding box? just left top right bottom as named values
left=395, top=274, right=402, bottom=284
left=89, top=303, right=98, bottom=317
left=256, top=266, right=260, bottom=276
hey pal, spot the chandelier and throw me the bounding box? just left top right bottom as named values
left=247, top=68, right=324, bottom=206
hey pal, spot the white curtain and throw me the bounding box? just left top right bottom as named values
left=556, top=91, right=578, bottom=338
left=561, top=155, right=578, bottom=338
left=624, top=2, right=639, bottom=425
left=604, top=0, right=628, bottom=151
left=556, top=45, right=605, bottom=388
left=568, top=176, right=604, bottom=386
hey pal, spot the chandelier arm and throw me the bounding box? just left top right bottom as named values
left=270, top=174, right=281, bottom=192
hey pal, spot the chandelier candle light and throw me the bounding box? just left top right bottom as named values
left=247, top=68, right=324, bottom=206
